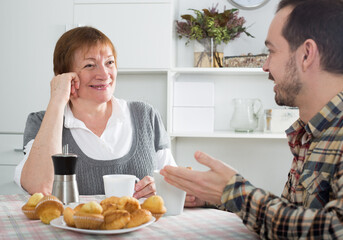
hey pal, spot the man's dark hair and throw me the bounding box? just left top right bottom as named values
left=277, top=0, right=343, bottom=74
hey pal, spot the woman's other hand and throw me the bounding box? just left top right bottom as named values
left=133, top=176, right=156, bottom=199
left=184, top=194, right=206, bottom=207
left=50, top=72, right=80, bottom=105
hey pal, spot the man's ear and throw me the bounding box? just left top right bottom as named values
left=301, top=39, right=318, bottom=71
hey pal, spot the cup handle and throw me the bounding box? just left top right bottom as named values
left=133, top=177, right=140, bottom=196
left=135, top=177, right=140, bottom=183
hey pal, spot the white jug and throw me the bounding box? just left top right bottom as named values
left=230, top=98, right=262, bottom=132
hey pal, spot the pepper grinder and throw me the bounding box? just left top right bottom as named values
left=52, top=145, right=79, bottom=205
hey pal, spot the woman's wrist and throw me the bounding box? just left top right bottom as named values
left=48, top=96, right=68, bottom=110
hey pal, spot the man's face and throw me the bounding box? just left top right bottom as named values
left=275, top=54, right=302, bottom=106
left=263, top=6, right=302, bottom=107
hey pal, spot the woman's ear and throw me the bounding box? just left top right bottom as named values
left=301, top=39, right=318, bottom=71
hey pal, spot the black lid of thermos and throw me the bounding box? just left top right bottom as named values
left=52, top=154, right=78, bottom=175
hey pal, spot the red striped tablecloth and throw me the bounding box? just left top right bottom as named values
left=0, top=194, right=259, bottom=240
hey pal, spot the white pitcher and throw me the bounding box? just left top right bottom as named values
left=230, top=98, right=263, bottom=132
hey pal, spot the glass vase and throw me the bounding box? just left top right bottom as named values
left=194, top=38, right=224, bottom=68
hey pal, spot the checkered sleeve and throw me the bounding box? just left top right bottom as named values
left=221, top=174, right=343, bottom=239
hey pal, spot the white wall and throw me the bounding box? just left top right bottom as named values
left=0, top=0, right=169, bottom=132
left=0, top=0, right=74, bottom=133
left=115, top=73, right=168, bottom=124
left=172, top=137, right=291, bottom=196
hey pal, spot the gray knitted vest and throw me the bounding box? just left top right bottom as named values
left=24, top=101, right=170, bottom=195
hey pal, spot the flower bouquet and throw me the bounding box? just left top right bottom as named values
left=176, top=4, right=253, bottom=67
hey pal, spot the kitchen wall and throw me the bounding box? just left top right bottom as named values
left=0, top=0, right=292, bottom=196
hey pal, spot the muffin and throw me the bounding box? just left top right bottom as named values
left=74, top=212, right=104, bottom=230
left=102, top=204, right=119, bottom=216
left=100, top=196, right=120, bottom=214
left=63, top=207, right=76, bottom=227
left=126, top=209, right=152, bottom=228
left=35, top=195, right=64, bottom=224
left=117, top=196, right=141, bottom=213
left=21, top=193, right=44, bottom=220
left=79, top=201, right=103, bottom=214
left=101, top=210, right=130, bottom=230
left=73, top=203, right=85, bottom=212
left=73, top=201, right=104, bottom=230
left=141, top=195, right=166, bottom=221
left=100, top=196, right=120, bottom=207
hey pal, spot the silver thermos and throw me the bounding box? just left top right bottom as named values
left=52, top=145, right=79, bottom=205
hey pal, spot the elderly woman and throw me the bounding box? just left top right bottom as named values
left=14, top=26, right=176, bottom=198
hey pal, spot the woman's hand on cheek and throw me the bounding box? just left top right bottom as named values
left=184, top=194, right=206, bottom=208
left=50, top=72, right=79, bottom=105
left=133, top=176, right=156, bottom=199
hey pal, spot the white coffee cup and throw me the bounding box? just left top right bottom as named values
left=153, top=170, right=186, bottom=216
left=103, top=174, right=139, bottom=198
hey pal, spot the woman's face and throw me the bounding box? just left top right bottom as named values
left=71, top=43, right=117, bottom=105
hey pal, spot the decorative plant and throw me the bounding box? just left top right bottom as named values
left=176, top=4, right=254, bottom=45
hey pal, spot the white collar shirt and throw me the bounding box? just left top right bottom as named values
left=14, top=97, right=176, bottom=188
left=64, top=97, right=133, bottom=160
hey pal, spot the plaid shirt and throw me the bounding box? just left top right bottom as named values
left=221, top=92, right=343, bottom=239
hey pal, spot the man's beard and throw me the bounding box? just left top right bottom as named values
left=274, top=55, right=302, bottom=107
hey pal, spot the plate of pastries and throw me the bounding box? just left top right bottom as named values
left=21, top=193, right=167, bottom=234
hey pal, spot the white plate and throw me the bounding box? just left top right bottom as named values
left=50, top=216, right=155, bottom=235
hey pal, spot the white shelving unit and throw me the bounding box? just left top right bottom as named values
left=167, top=67, right=284, bottom=139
